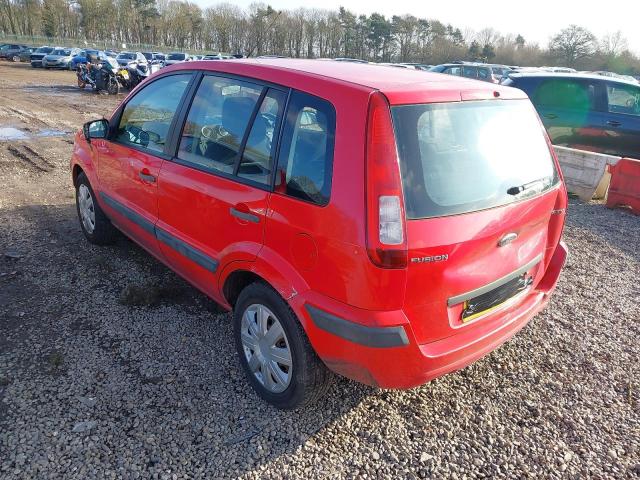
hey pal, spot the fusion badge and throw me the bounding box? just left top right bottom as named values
left=411, top=254, right=449, bottom=264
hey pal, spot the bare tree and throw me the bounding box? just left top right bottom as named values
left=549, top=24, right=597, bottom=66
left=601, top=31, right=628, bottom=56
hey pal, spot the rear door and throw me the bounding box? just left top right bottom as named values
left=155, top=74, right=287, bottom=300
left=392, top=98, right=565, bottom=344
left=602, top=81, right=640, bottom=158
left=95, top=72, right=193, bottom=256
left=529, top=77, right=608, bottom=151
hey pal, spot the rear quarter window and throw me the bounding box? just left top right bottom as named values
left=275, top=91, right=336, bottom=206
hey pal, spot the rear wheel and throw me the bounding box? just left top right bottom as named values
left=12, top=55, right=20, bottom=62
left=233, top=282, right=332, bottom=409
left=75, top=173, right=117, bottom=245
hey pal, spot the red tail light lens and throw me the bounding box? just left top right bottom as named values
left=365, top=92, right=407, bottom=268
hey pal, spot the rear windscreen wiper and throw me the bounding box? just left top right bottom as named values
left=507, top=178, right=549, bottom=196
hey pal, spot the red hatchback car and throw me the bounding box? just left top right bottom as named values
left=71, top=59, right=568, bottom=409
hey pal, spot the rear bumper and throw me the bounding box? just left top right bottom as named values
left=296, top=241, right=567, bottom=389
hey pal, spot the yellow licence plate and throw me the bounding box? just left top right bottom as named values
left=119, top=70, right=129, bottom=78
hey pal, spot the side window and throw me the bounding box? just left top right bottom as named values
left=534, top=79, right=597, bottom=111
left=115, top=74, right=191, bottom=154
left=478, top=68, right=490, bottom=80
left=237, top=89, right=287, bottom=185
left=275, top=91, right=336, bottom=206
left=177, top=75, right=262, bottom=175
left=444, top=66, right=461, bottom=76
left=462, top=66, right=478, bottom=78
left=607, top=83, right=640, bottom=116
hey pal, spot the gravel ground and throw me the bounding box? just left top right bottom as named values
left=1, top=62, right=639, bottom=479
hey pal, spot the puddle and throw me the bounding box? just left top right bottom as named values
left=0, top=127, right=28, bottom=141
left=0, top=126, right=68, bottom=141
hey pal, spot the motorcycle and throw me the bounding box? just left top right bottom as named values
left=117, top=62, right=150, bottom=90
left=76, top=57, right=120, bottom=95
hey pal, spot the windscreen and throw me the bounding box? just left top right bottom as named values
left=36, top=47, right=53, bottom=54
left=392, top=99, right=558, bottom=219
left=168, top=53, right=185, bottom=60
left=52, top=49, right=70, bottom=56
left=118, top=53, right=136, bottom=59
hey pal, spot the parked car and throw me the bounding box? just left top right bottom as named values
left=70, top=49, right=108, bottom=70
left=503, top=72, right=640, bottom=158
left=398, top=62, right=433, bottom=70
left=42, top=47, right=81, bottom=69
left=429, top=62, right=505, bottom=83
left=71, top=59, right=568, bottom=409
left=105, top=50, right=118, bottom=58
left=141, top=51, right=165, bottom=64
left=19, top=47, right=36, bottom=62
left=0, top=44, right=30, bottom=62
left=30, top=46, right=55, bottom=67
left=116, top=51, right=148, bottom=67
left=540, top=67, right=576, bottom=73
left=164, top=52, right=190, bottom=65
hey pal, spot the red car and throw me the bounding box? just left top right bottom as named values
left=71, top=59, right=568, bottom=409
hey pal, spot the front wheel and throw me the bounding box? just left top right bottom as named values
left=12, top=55, right=20, bottom=62
left=233, top=282, right=332, bottom=409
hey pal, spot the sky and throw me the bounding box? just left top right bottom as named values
left=193, top=0, right=640, bottom=53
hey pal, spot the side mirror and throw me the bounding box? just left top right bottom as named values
left=83, top=119, right=108, bottom=143
left=138, top=130, right=150, bottom=147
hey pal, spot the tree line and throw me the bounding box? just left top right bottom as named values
left=1, top=0, right=639, bottom=74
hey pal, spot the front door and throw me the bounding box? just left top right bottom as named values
left=602, top=81, right=640, bottom=158
left=156, top=74, right=287, bottom=301
left=95, top=72, right=193, bottom=256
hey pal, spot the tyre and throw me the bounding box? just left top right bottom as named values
left=75, top=173, right=118, bottom=245
left=12, top=55, right=20, bottom=62
left=77, top=76, right=86, bottom=89
left=106, top=77, right=119, bottom=95
left=234, top=282, right=332, bottom=409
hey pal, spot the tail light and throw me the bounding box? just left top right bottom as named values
left=365, top=91, right=407, bottom=269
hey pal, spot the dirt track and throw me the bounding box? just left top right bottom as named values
left=0, top=61, right=639, bottom=479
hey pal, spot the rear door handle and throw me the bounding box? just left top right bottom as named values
left=543, top=113, right=558, bottom=119
left=230, top=207, right=259, bottom=223
left=138, top=170, right=156, bottom=183
left=607, top=120, right=622, bottom=127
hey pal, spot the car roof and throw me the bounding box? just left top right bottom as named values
left=508, top=71, right=640, bottom=87
left=163, top=58, right=527, bottom=104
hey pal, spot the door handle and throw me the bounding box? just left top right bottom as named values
left=607, top=120, right=622, bottom=127
left=230, top=207, right=260, bottom=223
left=138, top=170, right=156, bottom=183
left=543, top=113, right=558, bottom=119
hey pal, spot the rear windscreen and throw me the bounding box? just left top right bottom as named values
left=392, top=99, right=558, bottom=219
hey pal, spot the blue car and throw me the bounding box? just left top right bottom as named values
left=503, top=72, right=640, bottom=159
left=70, top=49, right=110, bottom=69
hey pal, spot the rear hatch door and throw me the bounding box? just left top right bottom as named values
left=392, top=97, right=563, bottom=344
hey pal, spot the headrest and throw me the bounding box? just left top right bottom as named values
left=222, top=96, right=255, bottom=141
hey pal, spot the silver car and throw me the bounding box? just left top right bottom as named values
left=42, top=47, right=81, bottom=69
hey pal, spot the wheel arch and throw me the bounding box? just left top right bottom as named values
left=219, top=247, right=310, bottom=314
